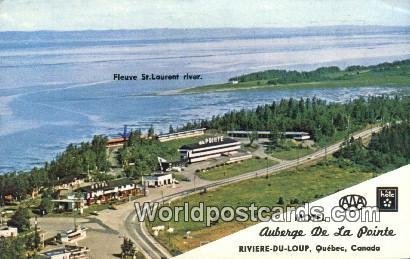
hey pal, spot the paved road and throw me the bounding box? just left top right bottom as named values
left=125, top=126, right=382, bottom=259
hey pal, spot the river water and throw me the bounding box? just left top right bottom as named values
left=0, top=28, right=409, bottom=172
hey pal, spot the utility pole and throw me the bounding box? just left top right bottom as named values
left=265, top=157, right=269, bottom=178
left=168, top=216, right=172, bottom=249
left=297, top=148, right=300, bottom=168
left=73, top=194, right=77, bottom=230
left=34, top=217, right=38, bottom=249
left=142, top=177, right=147, bottom=197
left=87, top=163, right=90, bottom=181
left=297, top=105, right=301, bottom=168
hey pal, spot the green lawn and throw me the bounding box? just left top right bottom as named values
left=196, top=158, right=277, bottom=181
left=150, top=161, right=374, bottom=254
left=242, top=143, right=259, bottom=152
left=270, top=147, right=316, bottom=160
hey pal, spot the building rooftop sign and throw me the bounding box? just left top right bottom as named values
left=180, top=137, right=239, bottom=151
left=199, top=136, right=224, bottom=145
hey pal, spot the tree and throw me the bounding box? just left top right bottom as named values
left=247, top=131, right=258, bottom=146
left=0, top=236, right=26, bottom=258
left=0, top=177, right=6, bottom=206
left=91, top=135, right=110, bottom=171
left=8, top=207, right=30, bottom=232
left=335, top=122, right=410, bottom=172
left=169, top=125, right=175, bottom=134
left=13, top=176, right=29, bottom=201
left=268, top=128, right=280, bottom=150
left=33, top=221, right=41, bottom=250
left=39, top=195, right=54, bottom=215
left=148, top=125, right=155, bottom=138
left=121, top=237, right=137, bottom=257
left=277, top=197, right=284, bottom=205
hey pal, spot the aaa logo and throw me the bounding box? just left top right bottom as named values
left=339, top=194, right=367, bottom=211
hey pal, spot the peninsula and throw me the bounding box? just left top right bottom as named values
left=181, top=59, right=410, bottom=94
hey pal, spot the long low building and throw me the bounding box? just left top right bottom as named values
left=157, top=128, right=206, bottom=142
left=227, top=130, right=310, bottom=140
left=106, top=137, right=129, bottom=149
left=42, top=245, right=90, bottom=259
left=179, top=136, right=241, bottom=163
left=284, top=131, right=311, bottom=140
left=80, top=178, right=142, bottom=205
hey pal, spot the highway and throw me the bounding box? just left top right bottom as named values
left=124, top=125, right=382, bottom=259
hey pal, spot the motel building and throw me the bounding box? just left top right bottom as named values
left=226, top=130, right=311, bottom=141
left=143, top=173, right=174, bottom=188
left=0, top=226, right=18, bottom=238
left=284, top=131, right=311, bottom=140
left=179, top=136, right=241, bottom=163
left=157, top=128, right=206, bottom=142
left=80, top=178, right=142, bottom=205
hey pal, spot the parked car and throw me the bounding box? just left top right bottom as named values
left=90, top=211, right=99, bottom=216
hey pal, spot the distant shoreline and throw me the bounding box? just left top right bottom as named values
left=179, top=81, right=410, bottom=95
left=180, top=59, right=410, bottom=94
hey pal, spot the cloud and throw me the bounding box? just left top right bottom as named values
left=0, top=0, right=408, bottom=31
left=380, top=0, right=410, bottom=15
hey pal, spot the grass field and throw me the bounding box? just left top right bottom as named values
left=181, top=69, right=410, bottom=94
left=270, top=147, right=316, bottom=160
left=196, top=158, right=277, bottom=181
left=149, top=160, right=374, bottom=255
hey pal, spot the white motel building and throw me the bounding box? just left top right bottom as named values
left=179, top=136, right=241, bottom=163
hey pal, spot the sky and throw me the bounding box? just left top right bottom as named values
left=0, top=0, right=409, bottom=31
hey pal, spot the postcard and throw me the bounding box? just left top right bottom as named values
left=0, top=1, right=409, bottom=258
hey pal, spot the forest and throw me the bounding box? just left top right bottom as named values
left=0, top=135, right=109, bottom=204
left=335, top=122, right=410, bottom=172
left=116, top=127, right=205, bottom=177
left=229, top=59, right=410, bottom=84
left=118, top=95, right=410, bottom=178
left=1, top=96, right=409, bottom=202
left=180, top=95, right=410, bottom=144
left=117, top=129, right=180, bottom=177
